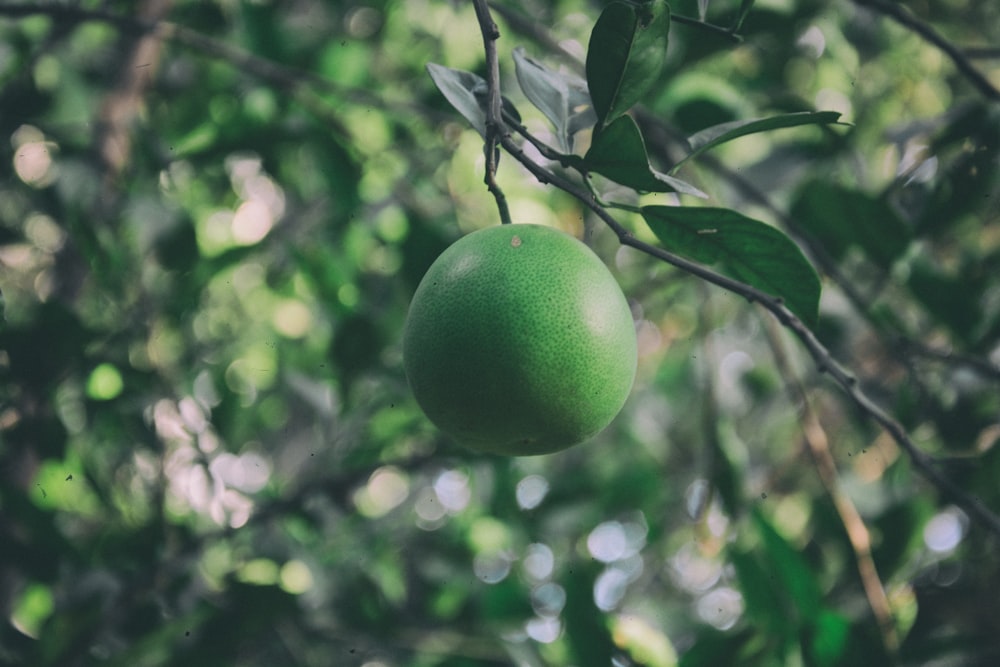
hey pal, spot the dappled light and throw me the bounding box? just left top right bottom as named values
left=433, top=468, right=472, bottom=513
left=12, top=125, right=57, bottom=188
left=525, top=615, right=561, bottom=643
left=923, top=506, right=968, bottom=554
left=354, top=465, right=410, bottom=518
left=473, top=552, right=512, bottom=584
left=695, top=587, right=744, bottom=630
left=515, top=473, right=549, bottom=510
left=522, top=542, right=555, bottom=581
left=1, top=0, right=999, bottom=664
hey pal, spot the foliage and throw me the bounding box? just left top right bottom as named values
left=1, top=0, right=999, bottom=666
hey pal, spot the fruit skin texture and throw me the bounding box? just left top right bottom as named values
left=403, top=223, right=637, bottom=456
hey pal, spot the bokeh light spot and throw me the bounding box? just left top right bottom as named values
left=924, top=507, right=967, bottom=553
left=516, top=474, right=549, bottom=510
left=280, top=560, right=314, bottom=595
left=587, top=521, right=628, bottom=563
left=523, top=543, right=554, bottom=581
left=86, top=363, right=124, bottom=401
left=525, top=616, right=561, bottom=643
left=434, top=469, right=471, bottom=513
left=238, top=558, right=279, bottom=586
left=355, top=466, right=410, bottom=518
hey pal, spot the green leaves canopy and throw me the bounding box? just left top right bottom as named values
left=3, top=1, right=999, bottom=666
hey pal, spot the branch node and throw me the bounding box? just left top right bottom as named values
left=472, top=0, right=510, bottom=225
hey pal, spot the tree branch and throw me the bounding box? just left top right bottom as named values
left=671, top=13, right=743, bottom=43
left=853, top=0, right=1000, bottom=101
left=471, top=0, right=512, bottom=225
left=497, top=119, right=1000, bottom=541
left=762, top=315, right=899, bottom=655
left=489, top=12, right=988, bottom=395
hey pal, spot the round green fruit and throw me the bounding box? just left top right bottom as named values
left=403, top=223, right=637, bottom=456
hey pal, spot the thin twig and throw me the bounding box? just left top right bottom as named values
left=897, top=338, right=1000, bottom=383
left=671, top=13, right=743, bottom=43
left=471, top=0, right=512, bottom=225
left=853, top=0, right=1000, bottom=101
left=497, top=122, right=1000, bottom=541
left=762, top=316, right=899, bottom=656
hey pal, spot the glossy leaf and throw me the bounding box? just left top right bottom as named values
left=426, top=62, right=521, bottom=139
left=790, top=180, right=910, bottom=267
left=642, top=205, right=821, bottom=325
left=426, top=62, right=488, bottom=136
left=673, top=111, right=842, bottom=171
left=513, top=47, right=596, bottom=152
left=586, top=0, right=670, bottom=128
left=585, top=115, right=707, bottom=196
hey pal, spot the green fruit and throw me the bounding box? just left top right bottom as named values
left=403, top=223, right=637, bottom=456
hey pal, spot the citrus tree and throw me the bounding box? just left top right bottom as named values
left=1, top=1, right=998, bottom=666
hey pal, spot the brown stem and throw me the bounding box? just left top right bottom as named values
left=472, top=0, right=512, bottom=225
left=762, top=316, right=899, bottom=656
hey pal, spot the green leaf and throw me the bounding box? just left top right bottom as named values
left=426, top=62, right=488, bottom=137
left=673, top=111, right=843, bottom=171
left=585, top=115, right=707, bottom=197
left=729, top=510, right=827, bottom=647
left=806, top=609, right=852, bottom=667
left=563, top=565, right=616, bottom=667
left=512, top=47, right=596, bottom=153
left=751, top=508, right=823, bottom=621
left=426, top=62, right=521, bottom=139
left=710, top=430, right=744, bottom=517
left=642, top=205, right=821, bottom=325
left=729, top=549, right=792, bottom=638
left=790, top=180, right=910, bottom=267
left=586, top=0, right=670, bottom=128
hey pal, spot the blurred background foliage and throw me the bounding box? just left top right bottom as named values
left=0, top=0, right=998, bottom=665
